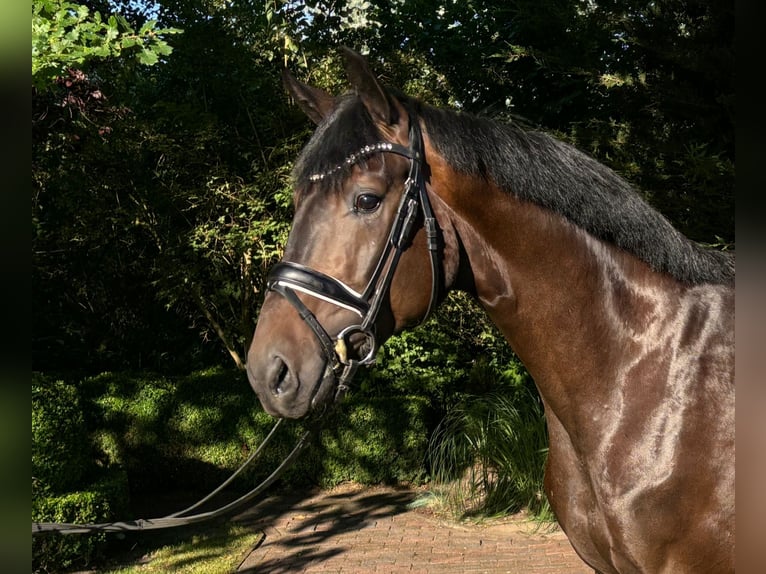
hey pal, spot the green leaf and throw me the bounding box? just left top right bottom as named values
left=119, top=37, right=138, bottom=49
left=154, top=42, right=173, bottom=56
left=137, top=48, right=159, bottom=66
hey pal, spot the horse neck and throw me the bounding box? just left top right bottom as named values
left=427, top=153, right=687, bottom=422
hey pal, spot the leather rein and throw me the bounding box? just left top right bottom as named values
left=32, top=112, right=441, bottom=537
left=33, top=419, right=315, bottom=535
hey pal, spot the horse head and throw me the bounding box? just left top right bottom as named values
left=246, top=48, right=452, bottom=419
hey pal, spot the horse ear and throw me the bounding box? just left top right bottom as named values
left=340, top=47, right=400, bottom=126
left=281, top=69, right=336, bottom=125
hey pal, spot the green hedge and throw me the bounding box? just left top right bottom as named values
left=32, top=375, right=90, bottom=494
left=33, top=374, right=131, bottom=573
left=318, top=395, right=431, bottom=486
left=32, top=471, right=130, bottom=572
left=32, top=367, right=434, bottom=572
left=73, top=367, right=433, bottom=492
left=32, top=358, right=542, bottom=572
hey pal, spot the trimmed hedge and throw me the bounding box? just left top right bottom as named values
left=32, top=367, right=433, bottom=572
left=319, top=395, right=431, bottom=486
left=32, top=471, right=130, bottom=572
left=74, top=368, right=432, bottom=493
left=32, top=375, right=90, bottom=494
left=32, top=374, right=131, bottom=573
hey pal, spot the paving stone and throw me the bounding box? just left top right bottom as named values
left=234, top=483, right=590, bottom=573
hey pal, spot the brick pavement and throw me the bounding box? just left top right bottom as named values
left=234, top=483, right=591, bottom=573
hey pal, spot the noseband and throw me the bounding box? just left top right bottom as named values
left=266, top=113, right=441, bottom=404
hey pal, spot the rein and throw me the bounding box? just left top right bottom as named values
left=33, top=419, right=315, bottom=535
left=267, top=111, right=441, bottom=401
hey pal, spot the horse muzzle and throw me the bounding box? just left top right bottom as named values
left=246, top=346, right=336, bottom=419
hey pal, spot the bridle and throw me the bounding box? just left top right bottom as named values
left=32, top=111, right=442, bottom=537
left=266, top=110, right=442, bottom=403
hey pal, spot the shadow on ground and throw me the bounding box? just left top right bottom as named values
left=233, top=485, right=418, bottom=573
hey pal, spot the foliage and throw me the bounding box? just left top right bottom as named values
left=32, top=0, right=733, bottom=377
left=34, top=367, right=434, bottom=571
left=74, top=368, right=432, bottom=493
left=319, top=396, right=431, bottom=486
left=365, top=292, right=517, bottom=404
left=32, top=0, right=308, bottom=374
left=32, top=373, right=131, bottom=573
left=304, top=0, right=734, bottom=244
left=32, top=0, right=180, bottom=90
left=31, top=1, right=735, bottom=562
left=427, top=389, right=553, bottom=521
left=32, top=470, right=130, bottom=573
left=79, top=368, right=305, bottom=492
left=32, top=374, right=90, bottom=494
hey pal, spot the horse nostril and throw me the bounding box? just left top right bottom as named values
left=270, top=356, right=295, bottom=398
left=275, top=361, right=289, bottom=395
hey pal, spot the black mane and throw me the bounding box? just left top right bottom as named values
left=293, top=94, right=734, bottom=286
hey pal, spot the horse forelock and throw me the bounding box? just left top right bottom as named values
left=292, top=94, right=382, bottom=193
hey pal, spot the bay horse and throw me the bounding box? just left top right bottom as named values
left=246, top=48, right=734, bottom=573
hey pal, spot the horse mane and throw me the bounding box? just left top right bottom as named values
left=293, top=93, right=735, bottom=286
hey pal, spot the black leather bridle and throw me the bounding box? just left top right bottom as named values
left=32, top=112, right=441, bottom=538
left=267, top=112, right=442, bottom=403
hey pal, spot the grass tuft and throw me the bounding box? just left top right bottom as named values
left=426, top=390, right=554, bottom=524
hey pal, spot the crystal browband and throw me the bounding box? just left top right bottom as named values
left=308, top=142, right=417, bottom=182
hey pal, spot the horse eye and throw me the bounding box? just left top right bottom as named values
left=354, top=193, right=382, bottom=213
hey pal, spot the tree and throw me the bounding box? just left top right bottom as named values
left=32, top=0, right=179, bottom=90
left=32, top=0, right=184, bottom=372
left=296, top=0, right=734, bottom=243
left=32, top=0, right=734, bottom=376
left=33, top=0, right=301, bottom=372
